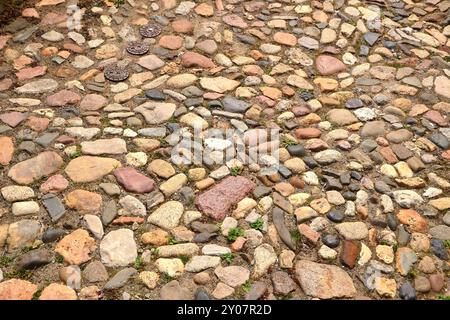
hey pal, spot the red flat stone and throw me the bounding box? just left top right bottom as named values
left=15, top=66, right=47, bottom=81
left=0, top=112, right=28, bottom=127
left=114, top=167, right=155, bottom=193
left=195, top=176, right=255, bottom=220
left=181, top=52, right=216, bottom=69
left=315, top=55, right=346, bottom=76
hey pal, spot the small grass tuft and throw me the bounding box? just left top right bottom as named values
left=134, top=255, right=143, bottom=270
left=168, top=236, right=178, bottom=245
left=230, top=166, right=242, bottom=176
left=250, top=218, right=264, bottom=231
left=242, top=280, right=252, bottom=293
left=227, top=227, right=245, bottom=242
left=221, top=252, right=234, bottom=264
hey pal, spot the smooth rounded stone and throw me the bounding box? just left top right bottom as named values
left=393, top=191, right=424, bottom=208
left=12, top=201, right=39, bottom=216
left=104, top=268, right=138, bottom=290
left=81, top=138, right=127, bottom=155
left=399, top=282, right=416, bottom=300
left=185, top=256, right=221, bottom=272
left=313, top=149, right=343, bottom=164
left=335, top=222, right=368, bottom=240
left=431, top=239, right=448, bottom=260
left=42, top=228, right=65, bottom=243
left=327, top=210, right=345, bottom=223
left=65, top=156, right=121, bottom=183
left=201, top=244, right=230, bottom=256
left=429, top=225, right=450, bottom=240
left=8, top=151, right=63, bottom=185
left=360, top=121, right=386, bottom=138
left=39, top=283, right=77, bottom=300
left=114, top=167, right=155, bottom=194
left=157, top=243, right=199, bottom=258
left=100, top=229, right=137, bottom=267
left=1, top=185, right=34, bottom=202
left=82, top=261, right=109, bottom=283
left=145, top=89, right=166, bottom=100
left=214, top=266, right=250, bottom=287
left=295, top=260, right=356, bottom=299
left=0, top=278, right=38, bottom=300
left=160, top=280, right=192, bottom=300
left=414, top=276, right=431, bottom=293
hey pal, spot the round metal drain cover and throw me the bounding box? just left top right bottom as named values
left=126, top=41, right=150, bottom=55
left=140, top=24, right=162, bottom=38
left=104, top=65, right=129, bottom=82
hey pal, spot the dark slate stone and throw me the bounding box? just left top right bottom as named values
left=345, top=98, right=364, bottom=109
left=145, top=89, right=166, bottom=100
left=102, top=200, right=118, bottom=226
left=431, top=239, right=449, bottom=261
left=322, top=234, right=340, bottom=248
left=42, top=195, right=66, bottom=222
left=222, top=96, right=251, bottom=113
left=399, top=282, right=416, bottom=300
left=42, top=228, right=65, bottom=243
left=15, top=249, right=52, bottom=271
left=272, top=207, right=296, bottom=250
left=195, top=288, right=211, bottom=300
left=327, top=210, right=345, bottom=223
left=287, top=145, right=306, bottom=157
left=363, top=32, right=380, bottom=46
left=428, top=133, right=449, bottom=149
left=104, top=268, right=137, bottom=290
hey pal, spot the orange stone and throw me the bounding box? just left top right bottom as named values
left=158, top=35, right=183, bottom=50
left=0, top=136, right=14, bottom=165
left=0, top=279, right=37, bottom=300
left=397, top=209, right=428, bottom=233
left=171, top=19, right=194, bottom=34
left=273, top=32, right=297, bottom=46
left=39, top=283, right=77, bottom=300
left=55, top=229, right=96, bottom=265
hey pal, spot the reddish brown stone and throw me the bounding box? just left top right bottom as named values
left=46, top=90, right=81, bottom=107
left=56, top=135, right=76, bottom=144
left=114, top=167, right=155, bottom=193
left=378, top=147, right=399, bottom=164
left=340, top=240, right=361, bottom=269
left=315, top=55, right=346, bottom=75
left=41, top=12, right=67, bottom=25
left=295, top=128, right=322, bottom=139
left=429, top=274, right=444, bottom=292
left=171, top=19, right=193, bottom=34
left=0, top=136, right=14, bottom=166
left=158, top=35, right=183, bottom=50
left=298, top=224, right=320, bottom=244
left=15, top=66, right=47, bottom=81
left=112, top=216, right=145, bottom=225
left=196, top=176, right=256, bottom=220
left=65, top=190, right=102, bottom=214
left=0, top=111, right=28, bottom=128
left=26, top=116, right=50, bottom=133
left=397, top=209, right=428, bottom=233
left=273, top=32, right=297, bottom=46
left=0, top=78, right=13, bottom=92
left=63, top=42, right=84, bottom=53
left=181, top=52, right=216, bottom=69
left=0, top=279, right=37, bottom=300
left=80, top=94, right=108, bottom=111
left=40, top=174, right=69, bottom=194
left=222, top=14, right=248, bottom=28
left=0, top=35, right=11, bottom=50
left=22, top=8, right=39, bottom=18
left=424, top=110, right=447, bottom=127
